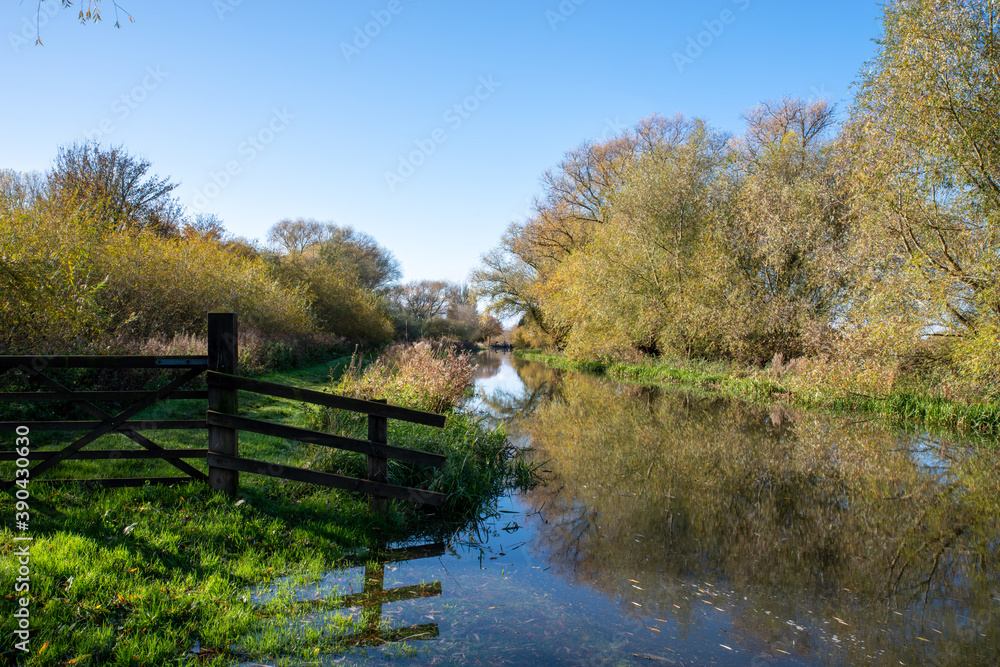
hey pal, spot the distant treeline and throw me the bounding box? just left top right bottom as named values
left=0, top=144, right=501, bottom=371
left=472, top=0, right=1000, bottom=399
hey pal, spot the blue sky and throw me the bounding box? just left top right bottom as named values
left=1, top=0, right=884, bottom=283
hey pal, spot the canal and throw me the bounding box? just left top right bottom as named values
left=266, top=350, right=1000, bottom=665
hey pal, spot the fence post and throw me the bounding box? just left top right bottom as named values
left=367, top=399, right=388, bottom=515
left=208, top=311, right=239, bottom=497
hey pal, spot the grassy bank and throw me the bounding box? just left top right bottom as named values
left=518, top=350, right=1000, bottom=440
left=0, top=351, right=533, bottom=666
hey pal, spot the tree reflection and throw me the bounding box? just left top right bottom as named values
left=470, top=352, right=564, bottom=420
left=515, top=371, right=1000, bottom=664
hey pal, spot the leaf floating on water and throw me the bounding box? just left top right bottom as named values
left=632, top=654, right=678, bottom=664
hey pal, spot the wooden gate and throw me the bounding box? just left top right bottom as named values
left=0, top=312, right=449, bottom=507
left=0, top=354, right=209, bottom=489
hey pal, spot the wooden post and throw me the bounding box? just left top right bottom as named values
left=367, top=399, right=388, bottom=514
left=207, top=311, right=239, bottom=497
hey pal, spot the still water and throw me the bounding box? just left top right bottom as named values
left=271, top=351, right=1000, bottom=665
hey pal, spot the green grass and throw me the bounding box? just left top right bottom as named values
left=0, top=356, right=533, bottom=666
left=518, top=350, right=1000, bottom=440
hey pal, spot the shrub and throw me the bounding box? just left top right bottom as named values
left=96, top=231, right=314, bottom=340
left=333, top=342, right=476, bottom=414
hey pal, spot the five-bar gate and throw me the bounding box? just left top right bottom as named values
left=0, top=312, right=449, bottom=508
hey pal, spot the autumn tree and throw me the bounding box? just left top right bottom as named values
left=716, top=97, right=852, bottom=361
left=847, top=0, right=1000, bottom=379
left=543, top=117, right=728, bottom=359
left=44, top=143, right=183, bottom=236
left=265, top=218, right=396, bottom=343
left=473, top=115, right=691, bottom=348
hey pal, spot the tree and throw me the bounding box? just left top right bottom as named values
left=267, top=218, right=400, bottom=293
left=479, top=314, right=504, bottom=342
left=847, top=0, right=1000, bottom=372
left=318, top=226, right=401, bottom=294
left=44, top=142, right=183, bottom=236
left=716, top=97, right=851, bottom=360
left=36, top=1, right=133, bottom=38
left=264, top=218, right=398, bottom=343
left=390, top=280, right=449, bottom=339
left=543, top=117, right=729, bottom=359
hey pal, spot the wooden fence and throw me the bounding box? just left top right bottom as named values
left=0, top=312, right=448, bottom=508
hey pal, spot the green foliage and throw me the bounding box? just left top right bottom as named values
left=475, top=2, right=1000, bottom=395
left=309, top=344, right=538, bottom=518
left=0, top=146, right=409, bottom=359
left=99, top=230, right=314, bottom=340
left=266, top=219, right=396, bottom=344
left=329, top=342, right=477, bottom=414
left=848, top=0, right=1000, bottom=366
left=0, top=358, right=536, bottom=665
left=0, top=208, right=109, bottom=352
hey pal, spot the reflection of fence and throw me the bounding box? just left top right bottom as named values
left=330, top=542, right=445, bottom=646
left=1, top=312, right=449, bottom=509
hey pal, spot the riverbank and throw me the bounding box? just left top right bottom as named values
left=0, top=352, right=532, bottom=666
left=518, top=350, right=1000, bottom=441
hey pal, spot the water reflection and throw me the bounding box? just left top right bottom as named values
left=466, top=351, right=563, bottom=420
left=329, top=543, right=445, bottom=646
left=516, top=366, right=1000, bottom=665
left=268, top=351, right=1000, bottom=665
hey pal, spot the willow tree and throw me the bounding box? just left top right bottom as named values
left=543, top=117, right=729, bottom=359
left=716, top=98, right=852, bottom=362
left=848, top=0, right=1000, bottom=380
left=472, top=115, right=699, bottom=349
left=265, top=218, right=396, bottom=343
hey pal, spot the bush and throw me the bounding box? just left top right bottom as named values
left=0, top=210, right=317, bottom=354
left=96, top=231, right=314, bottom=340
left=332, top=342, right=476, bottom=414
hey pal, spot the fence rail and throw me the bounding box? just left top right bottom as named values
left=205, top=365, right=448, bottom=509
left=0, top=311, right=450, bottom=509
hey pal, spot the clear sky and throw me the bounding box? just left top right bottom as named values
left=1, top=0, right=884, bottom=283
